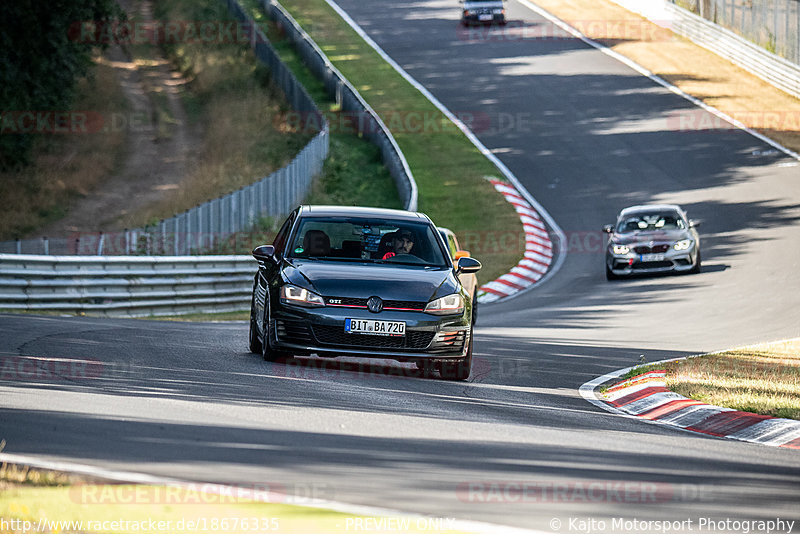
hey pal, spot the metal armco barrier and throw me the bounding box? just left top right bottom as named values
left=266, top=0, right=419, bottom=212
left=610, top=0, right=800, bottom=99
left=666, top=2, right=800, bottom=99
left=0, top=254, right=255, bottom=317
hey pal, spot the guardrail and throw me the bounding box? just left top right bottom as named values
left=671, top=0, right=799, bottom=65
left=0, top=254, right=255, bottom=317
left=610, top=0, right=800, bottom=99
left=666, top=2, right=800, bottom=99
left=266, top=0, right=418, bottom=211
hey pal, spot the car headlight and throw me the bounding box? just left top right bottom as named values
left=674, top=239, right=693, bottom=251
left=424, top=294, right=465, bottom=315
left=612, top=244, right=630, bottom=255
left=280, top=284, right=325, bottom=307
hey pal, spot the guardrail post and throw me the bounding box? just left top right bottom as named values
left=42, top=236, right=49, bottom=255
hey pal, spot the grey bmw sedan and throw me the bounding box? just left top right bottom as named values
left=603, top=204, right=701, bottom=280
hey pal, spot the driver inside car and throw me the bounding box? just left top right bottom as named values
left=382, top=229, right=415, bottom=259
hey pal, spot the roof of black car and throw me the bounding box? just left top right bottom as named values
left=299, top=205, right=427, bottom=221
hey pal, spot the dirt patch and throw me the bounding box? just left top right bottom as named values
left=525, top=0, right=800, bottom=155
left=34, top=0, right=200, bottom=236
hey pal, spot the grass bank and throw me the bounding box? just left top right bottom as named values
left=242, top=0, right=525, bottom=284
left=0, top=60, right=128, bottom=239
left=0, top=464, right=473, bottom=534
left=622, top=339, right=800, bottom=420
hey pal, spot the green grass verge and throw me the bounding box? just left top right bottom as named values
left=242, top=0, right=525, bottom=284
left=254, top=11, right=405, bottom=211
left=139, top=310, right=249, bottom=322
left=608, top=340, right=800, bottom=420
left=0, top=469, right=474, bottom=534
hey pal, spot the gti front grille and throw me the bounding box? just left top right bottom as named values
left=311, top=325, right=435, bottom=350
left=325, top=297, right=426, bottom=311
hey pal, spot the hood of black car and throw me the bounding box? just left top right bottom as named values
left=284, top=260, right=458, bottom=302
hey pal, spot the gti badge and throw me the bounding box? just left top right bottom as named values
left=367, top=296, right=383, bottom=313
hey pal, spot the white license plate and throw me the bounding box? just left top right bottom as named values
left=345, top=319, right=406, bottom=337
left=478, top=14, right=493, bottom=20
left=641, top=254, right=666, bottom=262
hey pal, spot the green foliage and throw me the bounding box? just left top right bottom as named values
left=0, top=0, right=124, bottom=168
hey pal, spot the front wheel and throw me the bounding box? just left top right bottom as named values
left=689, top=249, right=702, bottom=274
left=261, top=297, right=289, bottom=362
left=440, top=333, right=473, bottom=381
left=605, top=264, right=619, bottom=281
left=248, top=294, right=262, bottom=354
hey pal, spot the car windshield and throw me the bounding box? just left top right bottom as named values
left=617, top=211, right=685, bottom=233
left=287, top=217, right=449, bottom=267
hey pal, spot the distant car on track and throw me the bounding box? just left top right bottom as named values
left=460, top=0, right=506, bottom=26
left=249, top=206, right=481, bottom=380
left=603, top=204, right=701, bottom=280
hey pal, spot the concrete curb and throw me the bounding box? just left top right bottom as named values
left=476, top=180, right=554, bottom=303
left=588, top=369, right=800, bottom=449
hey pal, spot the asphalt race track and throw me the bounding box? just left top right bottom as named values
left=2, top=1, right=800, bottom=532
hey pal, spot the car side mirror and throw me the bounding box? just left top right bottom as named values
left=457, top=256, right=481, bottom=274
left=252, top=245, right=275, bottom=263
left=454, top=250, right=471, bottom=260
left=689, top=220, right=701, bottom=228
left=602, top=224, right=614, bottom=234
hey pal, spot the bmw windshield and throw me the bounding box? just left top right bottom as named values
left=616, top=211, right=686, bottom=233
left=287, top=218, right=450, bottom=267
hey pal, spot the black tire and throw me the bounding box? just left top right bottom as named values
left=689, top=249, right=702, bottom=274
left=248, top=293, right=262, bottom=354
left=471, top=291, right=478, bottom=326
left=260, top=295, right=288, bottom=362
left=440, top=333, right=473, bottom=381
left=605, top=264, right=619, bottom=281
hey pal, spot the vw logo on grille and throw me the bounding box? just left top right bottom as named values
left=367, top=296, right=383, bottom=313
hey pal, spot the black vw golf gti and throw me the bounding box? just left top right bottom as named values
left=249, top=206, right=481, bottom=380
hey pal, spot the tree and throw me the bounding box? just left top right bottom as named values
left=0, top=0, right=124, bottom=168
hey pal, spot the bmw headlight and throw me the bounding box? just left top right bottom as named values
left=612, top=244, right=630, bottom=255
left=424, top=294, right=465, bottom=315
left=280, top=284, right=325, bottom=307
left=674, top=239, right=693, bottom=251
